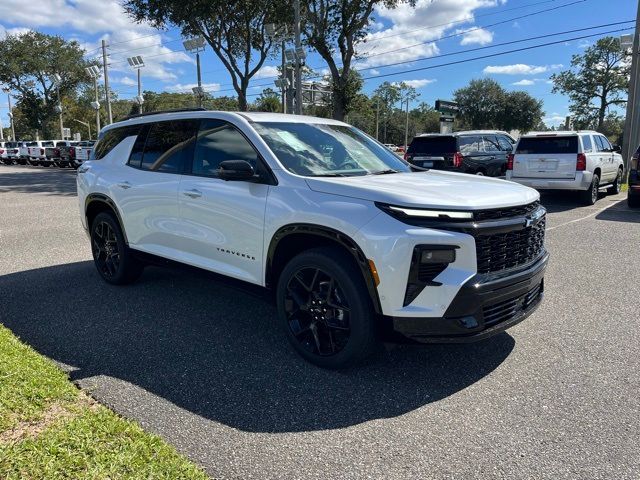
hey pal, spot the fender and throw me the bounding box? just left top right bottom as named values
left=85, top=193, right=129, bottom=244
left=266, top=223, right=382, bottom=314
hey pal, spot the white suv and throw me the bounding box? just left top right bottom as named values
left=77, top=110, right=548, bottom=368
left=506, top=131, right=624, bottom=205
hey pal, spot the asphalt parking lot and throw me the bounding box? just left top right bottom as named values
left=1, top=164, right=639, bottom=479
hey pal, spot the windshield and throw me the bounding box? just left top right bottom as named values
left=253, top=122, right=410, bottom=177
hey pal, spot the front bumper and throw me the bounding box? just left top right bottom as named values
left=506, top=171, right=592, bottom=191
left=389, top=252, right=548, bottom=343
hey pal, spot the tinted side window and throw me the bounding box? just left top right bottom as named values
left=139, top=120, right=198, bottom=173
left=497, top=135, right=513, bottom=151
left=599, top=136, right=612, bottom=151
left=483, top=135, right=501, bottom=152
left=593, top=135, right=606, bottom=152
left=458, top=136, right=483, bottom=154
left=94, top=125, right=142, bottom=160
left=192, top=119, right=259, bottom=177
left=581, top=135, right=593, bottom=153
left=127, top=124, right=150, bottom=169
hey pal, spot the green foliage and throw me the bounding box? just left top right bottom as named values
left=454, top=78, right=543, bottom=132
left=0, top=31, right=91, bottom=138
left=124, top=0, right=290, bottom=111
left=325, top=69, right=364, bottom=118
left=253, top=88, right=282, bottom=112
left=551, top=37, right=629, bottom=130
left=303, top=0, right=411, bottom=120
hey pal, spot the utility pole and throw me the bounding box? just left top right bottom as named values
left=375, top=99, right=380, bottom=140
left=293, top=0, right=302, bottom=115
left=0, top=114, right=4, bottom=140
left=622, top=3, right=640, bottom=175
left=404, top=98, right=410, bottom=151
left=281, top=40, right=287, bottom=113
left=102, top=40, right=113, bottom=124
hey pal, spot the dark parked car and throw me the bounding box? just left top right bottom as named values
left=404, top=132, right=515, bottom=177
left=628, top=145, right=639, bottom=208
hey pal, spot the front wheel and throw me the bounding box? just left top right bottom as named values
left=607, top=169, right=623, bottom=195
left=276, top=247, right=378, bottom=369
left=90, top=212, right=143, bottom=285
left=580, top=173, right=600, bottom=205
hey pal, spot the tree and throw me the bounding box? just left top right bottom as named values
left=303, top=0, right=410, bottom=121
left=125, top=0, right=289, bottom=111
left=253, top=88, right=282, bottom=112
left=551, top=37, right=629, bottom=130
left=372, top=81, right=400, bottom=142
left=0, top=32, right=90, bottom=138
left=324, top=68, right=363, bottom=119
left=454, top=79, right=506, bottom=130
left=502, top=91, right=544, bottom=133
left=454, top=78, right=543, bottom=132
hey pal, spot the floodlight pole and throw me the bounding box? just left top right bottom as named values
left=375, top=99, right=379, bottom=140
left=137, top=68, right=142, bottom=114
left=102, top=40, right=113, bottom=125
left=6, top=92, right=16, bottom=141
left=622, top=3, right=640, bottom=176
left=281, top=40, right=287, bottom=113
left=196, top=51, right=203, bottom=108
left=294, top=0, right=302, bottom=115
left=404, top=98, right=410, bottom=151
left=55, top=83, right=64, bottom=140
left=93, top=77, right=101, bottom=134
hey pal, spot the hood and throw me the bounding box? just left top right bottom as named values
left=305, top=170, right=539, bottom=210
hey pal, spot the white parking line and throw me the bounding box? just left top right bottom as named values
left=546, top=199, right=625, bottom=232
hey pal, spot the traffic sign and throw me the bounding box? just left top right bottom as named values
left=435, top=100, right=460, bottom=115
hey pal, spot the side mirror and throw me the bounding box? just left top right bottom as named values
left=217, top=160, right=255, bottom=181
left=612, top=145, right=622, bottom=153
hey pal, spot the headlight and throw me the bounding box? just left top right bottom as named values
left=387, top=205, right=473, bottom=220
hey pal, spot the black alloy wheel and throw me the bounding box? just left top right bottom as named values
left=607, top=169, right=622, bottom=195
left=92, top=219, right=121, bottom=279
left=284, top=266, right=352, bottom=357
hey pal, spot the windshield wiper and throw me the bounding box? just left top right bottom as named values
left=370, top=169, right=399, bottom=175
left=309, top=173, right=348, bottom=177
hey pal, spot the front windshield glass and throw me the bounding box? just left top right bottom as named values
left=254, top=121, right=411, bottom=177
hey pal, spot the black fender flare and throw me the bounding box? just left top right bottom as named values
left=85, top=193, right=129, bottom=244
left=266, top=223, right=382, bottom=314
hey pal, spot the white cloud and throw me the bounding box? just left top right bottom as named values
left=393, top=78, right=436, bottom=89
left=115, top=76, right=137, bottom=87
left=166, top=82, right=221, bottom=93
left=369, top=69, right=380, bottom=75
left=484, top=64, right=563, bottom=76
left=0, top=25, right=31, bottom=39
left=0, top=0, right=191, bottom=82
left=458, top=28, right=493, bottom=46
left=512, top=79, right=535, bottom=86
left=355, top=0, right=499, bottom=68
left=544, top=115, right=568, bottom=126
left=255, top=65, right=280, bottom=79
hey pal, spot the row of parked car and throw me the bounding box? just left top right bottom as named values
left=403, top=129, right=625, bottom=206
left=0, top=140, right=95, bottom=168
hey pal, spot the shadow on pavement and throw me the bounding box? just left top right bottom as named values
left=0, top=168, right=77, bottom=196
left=0, top=261, right=514, bottom=433
left=595, top=201, right=640, bottom=223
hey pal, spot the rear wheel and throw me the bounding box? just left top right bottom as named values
left=607, top=168, right=623, bottom=195
left=90, top=212, right=143, bottom=285
left=580, top=173, right=599, bottom=205
left=475, top=170, right=485, bottom=176
left=276, top=247, right=378, bottom=368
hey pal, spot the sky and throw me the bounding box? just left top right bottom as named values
left=0, top=0, right=635, bottom=131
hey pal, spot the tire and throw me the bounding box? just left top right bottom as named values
left=276, top=247, right=378, bottom=369
left=580, top=173, right=599, bottom=205
left=475, top=170, right=485, bottom=176
left=90, top=212, right=143, bottom=285
left=607, top=168, right=623, bottom=195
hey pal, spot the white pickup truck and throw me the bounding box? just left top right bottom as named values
left=71, top=141, right=95, bottom=169
left=27, top=141, right=57, bottom=166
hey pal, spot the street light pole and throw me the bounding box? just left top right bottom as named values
left=85, top=66, right=102, bottom=137
left=137, top=68, right=142, bottom=114
left=281, top=40, right=287, bottom=113
left=73, top=119, right=91, bottom=140
left=375, top=99, right=380, bottom=140
left=404, top=98, right=410, bottom=151
left=293, top=0, right=303, bottom=115
left=56, top=84, right=64, bottom=139
left=127, top=56, right=145, bottom=114
left=622, top=5, right=640, bottom=175
left=183, top=37, right=206, bottom=108
left=5, top=90, right=16, bottom=141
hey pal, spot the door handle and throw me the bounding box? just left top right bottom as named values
left=116, top=181, right=132, bottom=189
left=183, top=189, right=202, bottom=199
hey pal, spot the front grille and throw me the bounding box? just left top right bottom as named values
left=473, top=201, right=540, bottom=222
left=476, top=217, right=546, bottom=274
left=483, top=281, right=543, bottom=326
left=417, top=263, right=448, bottom=282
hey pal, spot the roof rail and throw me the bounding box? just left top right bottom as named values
left=122, top=107, right=207, bottom=121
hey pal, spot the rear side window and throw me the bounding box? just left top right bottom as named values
left=139, top=120, right=199, bottom=173
left=497, top=135, right=514, bottom=151
left=408, top=136, right=456, bottom=154
left=458, top=136, right=483, bottom=154
left=192, top=119, right=259, bottom=177
left=482, top=135, right=501, bottom=152
left=516, top=136, right=578, bottom=154
left=94, top=125, right=142, bottom=160
left=582, top=135, right=593, bottom=153
left=42, top=141, right=54, bottom=147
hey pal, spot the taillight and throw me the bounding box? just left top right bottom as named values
left=40, top=148, right=44, bottom=155
left=70, top=147, right=76, bottom=158
left=576, top=153, right=586, bottom=171
left=631, top=152, right=639, bottom=171
left=507, top=153, right=514, bottom=170
left=453, top=152, right=463, bottom=168
left=54, top=148, right=60, bottom=156
left=0, top=149, right=4, bottom=154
